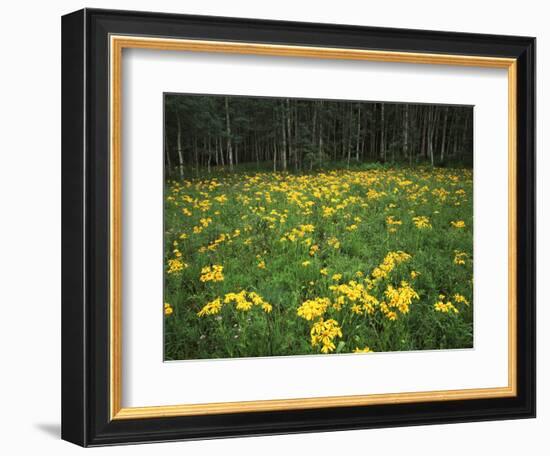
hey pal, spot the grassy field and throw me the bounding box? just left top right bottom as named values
left=163, top=165, right=473, bottom=360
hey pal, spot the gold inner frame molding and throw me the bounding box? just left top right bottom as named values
left=109, top=35, right=517, bottom=420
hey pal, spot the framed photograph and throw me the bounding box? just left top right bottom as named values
left=61, top=8, right=535, bottom=446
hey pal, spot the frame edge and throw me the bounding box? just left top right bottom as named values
left=61, top=8, right=537, bottom=445
left=61, top=8, right=88, bottom=448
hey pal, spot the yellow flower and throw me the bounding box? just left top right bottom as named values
left=197, top=298, right=223, bottom=317
left=164, top=303, right=173, bottom=316
left=366, top=188, right=385, bottom=200
left=167, top=258, right=187, bottom=274
left=225, top=290, right=252, bottom=311
left=351, top=304, right=363, bottom=315
left=297, top=297, right=330, bottom=321
left=302, top=260, right=311, bottom=267
left=371, top=251, right=411, bottom=281
left=199, top=264, right=224, bottom=282
left=258, top=260, right=266, bottom=269
left=247, top=291, right=273, bottom=313
left=320, top=268, right=329, bottom=276
left=354, top=346, right=373, bottom=353
left=386, top=215, right=402, bottom=226
left=332, top=273, right=342, bottom=282
left=454, top=250, right=468, bottom=265
left=451, top=220, right=466, bottom=229
left=383, top=281, right=419, bottom=315
left=199, top=217, right=212, bottom=228
left=453, top=293, right=469, bottom=305
left=434, top=301, right=459, bottom=313
left=333, top=295, right=346, bottom=310
left=310, top=318, right=343, bottom=353
left=412, top=216, right=432, bottom=229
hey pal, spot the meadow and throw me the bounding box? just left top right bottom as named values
left=164, top=164, right=473, bottom=360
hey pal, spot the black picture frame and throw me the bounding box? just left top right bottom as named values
left=62, top=8, right=536, bottom=447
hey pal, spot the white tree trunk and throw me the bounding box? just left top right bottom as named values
left=355, top=105, right=361, bottom=162
left=404, top=105, right=410, bottom=166
left=380, top=104, right=386, bottom=161
left=281, top=101, right=287, bottom=171
left=224, top=97, right=233, bottom=170
left=440, top=107, right=448, bottom=164
left=176, top=114, right=184, bottom=180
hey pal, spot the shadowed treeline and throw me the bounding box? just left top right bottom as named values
left=164, top=94, right=473, bottom=177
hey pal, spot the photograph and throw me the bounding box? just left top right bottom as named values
left=163, top=94, right=474, bottom=360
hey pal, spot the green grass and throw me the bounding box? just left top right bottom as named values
left=163, top=164, right=473, bottom=360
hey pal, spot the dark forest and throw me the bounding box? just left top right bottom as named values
left=164, top=94, right=473, bottom=177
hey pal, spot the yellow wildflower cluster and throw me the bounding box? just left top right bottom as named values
left=199, top=232, right=233, bottom=253
left=451, top=220, right=466, bottom=228
left=366, top=188, right=385, bottom=200
left=454, top=250, right=468, bottom=265
left=383, top=281, right=419, bottom=315
left=197, top=291, right=272, bottom=317
left=164, top=302, right=173, bottom=316
left=309, top=244, right=320, bottom=256
left=432, top=187, right=450, bottom=202
left=454, top=293, right=469, bottom=305
left=228, top=291, right=273, bottom=313
left=197, top=298, right=223, bottom=316
left=327, top=237, right=340, bottom=250
left=167, top=258, right=187, bottom=274
left=280, top=224, right=315, bottom=242
left=297, top=297, right=331, bottom=321
left=434, top=301, right=459, bottom=314
left=329, top=281, right=379, bottom=315
left=371, top=251, right=411, bottom=282
left=322, top=206, right=337, bottom=217
left=434, top=293, right=468, bottom=314
left=199, top=264, right=224, bottom=282
left=412, top=215, right=432, bottom=229
left=248, top=292, right=273, bottom=312
left=192, top=217, right=213, bottom=234
left=195, top=199, right=212, bottom=212
left=386, top=215, right=402, bottom=226
left=310, top=318, right=343, bottom=353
